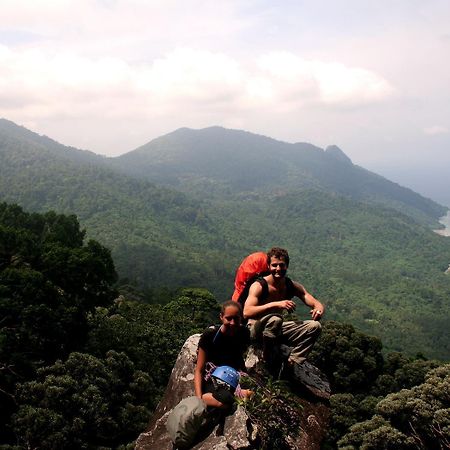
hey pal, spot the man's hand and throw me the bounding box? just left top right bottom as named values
left=310, top=308, right=323, bottom=321
left=279, top=300, right=296, bottom=312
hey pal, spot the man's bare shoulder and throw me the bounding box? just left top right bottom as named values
left=249, top=279, right=264, bottom=295
left=290, top=279, right=306, bottom=297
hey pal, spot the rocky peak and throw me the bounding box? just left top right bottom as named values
left=135, top=335, right=330, bottom=449
left=325, top=145, right=353, bottom=165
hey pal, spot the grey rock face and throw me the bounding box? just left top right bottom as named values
left=291, top=361, right=331, bottom=400
left=279, top=344, right=331, bottom=400
left=135, top=334, right=330, bottom=450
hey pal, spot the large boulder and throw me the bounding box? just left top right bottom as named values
left=135, top=334, right=330, bottom=449
left=245, top=344, right=331, bottom=400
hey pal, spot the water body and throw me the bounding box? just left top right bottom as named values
left=435, top=211, right=450, bottom=237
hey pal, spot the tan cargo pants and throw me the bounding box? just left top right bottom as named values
left=248, top=314, right=321, bottom=364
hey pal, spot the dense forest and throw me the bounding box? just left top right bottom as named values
left=0, top=203, right=219, bottom=448
left=1, top=119, right=450, bottom=360
left=0, top=204, right=448, bottom=449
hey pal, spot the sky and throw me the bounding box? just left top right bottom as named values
left=1, top=0, right=449, bottom=205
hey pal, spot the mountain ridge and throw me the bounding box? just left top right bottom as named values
left=110, top=126, right=447, bottom=226
left=1, top=117, right=446, bottom=226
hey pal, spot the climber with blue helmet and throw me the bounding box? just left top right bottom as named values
left=195, top=301, right=253, bottom=408
left=212, top=365, right=240, bottom=389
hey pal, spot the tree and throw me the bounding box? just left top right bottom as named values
left=338, top=415, right=416, bottom=450
left=163, top=287, right=221, bottom=330
left=338, top=364, right=450, bottom=449
left=308, top=321, right=384, bottom=393
left=86, top=288, right=221, bottom=408
left=0, top=204, right=117, bottom=443
left=12, top=351, right=153, bottom=449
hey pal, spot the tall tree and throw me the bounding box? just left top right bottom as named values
left=0, top=203, right=117, bottom=441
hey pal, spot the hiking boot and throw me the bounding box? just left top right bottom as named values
left=278, top=358, right=296, bottom=380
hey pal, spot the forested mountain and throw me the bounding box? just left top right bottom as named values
left=1, top=204, right=447, bottom=449
left=113, top=126, right=447, bottom=227
left=0, top=119, right=449, bottom=360
left=0, top=119, right=225, bottom=290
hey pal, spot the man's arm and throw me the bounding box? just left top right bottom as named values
left=293, top=281, right=325, bottom=321
left=243, top=281, right=296, bottom=319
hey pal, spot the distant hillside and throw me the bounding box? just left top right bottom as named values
left=112, top=126, right=447, bottom=227
left=0, top=119, right=228, bottom=289
left=1, top=119, right=450, bottom=359
left=0, top=118, right=105, bottom=166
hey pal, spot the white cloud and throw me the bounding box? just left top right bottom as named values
left=136, top=48, right=243, bottom=101
left=0, top=0, right=448, bottom=171
left=424, top=125, right=449, bottom=135
left=0, top=43, right=394, bottom=125
left=256, top=51, right=394, bottom=107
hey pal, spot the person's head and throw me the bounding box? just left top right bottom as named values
left=267, top=247, right=289, bottom=278
left=220, top=300, right=242, bottom=334
left=267, top=247, right=290, bottom=267
left=211, top=365, right=240, bottom=390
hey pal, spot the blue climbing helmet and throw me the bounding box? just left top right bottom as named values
left=211, top=366, right=240, bottom=389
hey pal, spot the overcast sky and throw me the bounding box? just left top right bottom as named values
left=1, top=0, right=449, bottom=204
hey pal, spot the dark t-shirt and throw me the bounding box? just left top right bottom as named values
left=198, top=325, right=250, bottom=371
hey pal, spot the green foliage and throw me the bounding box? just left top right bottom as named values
left=0, top=202, right=446, bottom=449
left=311, top=321, right=385, bottom=448
left=373, top=352, right=441, bottom=396
left=0, top=204, right=117, bottom=445
left=0, top=203, right=117, bottom=370
left=86, top=302, right=175, bottom=396
left=86, top=289, right=221, bottom=409
left=239, top=375, right=303, bottom=450
left=164, top=287, right=221, bottom=329
left=116, top=283, right=174, bottom=305
left=12, top=351, right=153, bottom=449
left=338, top=415, right=416, bottom=449
left=309, top=321, right=384, bottom=393
left=338, top=364, right=450, bottom=450
left=0, top=203, right=225, bottom=447
left=326, top=394, right=382, bottom=447
left=310, top=321, right=444, bottom=448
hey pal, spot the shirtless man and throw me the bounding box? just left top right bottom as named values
left=243, top=247, right=325, bottom=368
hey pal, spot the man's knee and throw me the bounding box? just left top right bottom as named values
left=263, top=315, right=283, bottom=339
left=306, top=320, right=322, bottom=335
